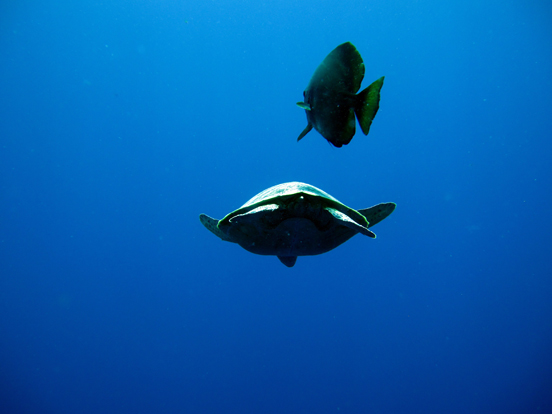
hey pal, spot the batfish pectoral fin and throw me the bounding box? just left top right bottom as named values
left=358, top=202, right=396, bottom=228
left=297, top=124, right=313, bottom=142
left=278, top=256, right=297, bottom=267
left=199, top=214, right=235, bottom=242
left=355, top=76, right=384, bottom=136
left=325, top=208, right=376, bottom=238
left=296, top=101, right=311, bottom=110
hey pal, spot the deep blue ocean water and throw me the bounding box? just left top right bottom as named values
left=1, top=1, right=551, bottom=413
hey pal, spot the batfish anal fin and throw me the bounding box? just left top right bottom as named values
left=335, top=109, right=356, bottom=147
left=199, top=214, right=234, bottom=242
left=325, top=207, right=376, bottom=238
left=297, top=123, right=313, bottom=142
left=355, top=76, right=384, bottom=136
left=296, top=101, right=311, bottom=110
left=358, top=202, right=396, bottom=228
left=278, top=256, right=297, bottom=267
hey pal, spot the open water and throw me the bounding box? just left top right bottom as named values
left=1, top=1, right=551, bottom=413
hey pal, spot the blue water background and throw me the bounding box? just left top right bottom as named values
left=1, top=0, right=551, bottom=413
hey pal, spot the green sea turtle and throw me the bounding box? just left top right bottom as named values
left=199, top=182, right=395, bottom=267
left=296, top=42, right=384, bottom=147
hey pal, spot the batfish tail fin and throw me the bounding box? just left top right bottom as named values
left=358, top=202, right=396, bottom=228
left=355, top=76, right=384, bottom=136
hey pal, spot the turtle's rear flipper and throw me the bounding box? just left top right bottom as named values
left=278, top=256, right=297, bottom=267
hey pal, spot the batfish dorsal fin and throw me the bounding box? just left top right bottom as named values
left=310, top=42, right=365, bottom=93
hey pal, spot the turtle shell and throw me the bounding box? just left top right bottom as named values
left=218, top=182, right=368, bottom=229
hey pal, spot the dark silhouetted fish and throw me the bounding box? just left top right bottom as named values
left=296, top=42, right=384, bottom=147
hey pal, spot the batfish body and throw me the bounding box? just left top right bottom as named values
left=297, top=42, right=384, bottom=147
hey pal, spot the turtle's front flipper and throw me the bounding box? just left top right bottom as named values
left=278, top=256, right=297, bottom=267
left=326, top=208, right=376, bottom=238
left=358, top=203, right=396, bottom=228
left=199, top=214, right=234, bottom=242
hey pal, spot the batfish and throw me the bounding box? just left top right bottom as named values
left=296, top=42, right=384, bottom=147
